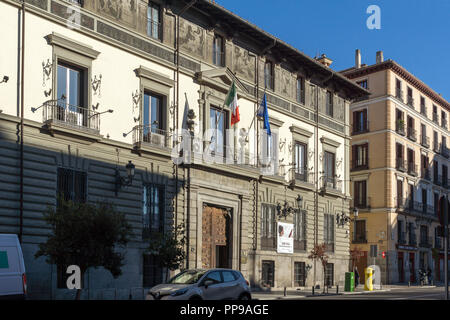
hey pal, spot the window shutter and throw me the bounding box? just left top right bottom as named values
left=363, top=109, right=368, bottom=131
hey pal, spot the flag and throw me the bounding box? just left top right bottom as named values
left=257, top=93, right=271, bottom=136
left=225, top=81, right=240, bottom=126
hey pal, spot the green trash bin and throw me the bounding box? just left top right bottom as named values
left=344, top=272, right=355, bottom=292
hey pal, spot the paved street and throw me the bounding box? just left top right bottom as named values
left=252, top=285, right=448, bottom=300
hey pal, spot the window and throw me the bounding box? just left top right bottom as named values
left=57, top=167, right=87, bottom=203
left=147, top=2, right=161, bottom=40
left=407, top=116, right=415, bottom=140
left=370, top=244, right=378, bottom=258
left=398, top=220, right=404, bottom=244
left=442, top=111, right=447, bottom=128
left=210, top=106, right=227, bottom=155
left=352, top=143, right=368, bottom=170
left=56, top=167, right=86, bottom=288
left=323, top=151, right=335, bottom=188
left=420, top=225, right=429, bottom=246
left=212, top=34, right=224, bottom=67
left=354, top=220, right=366, bottom=243
left=396, top=79, right=402, bottom=100
left=261, top=127, right=278, bottom=173
left=433, top=105, right=439, bottom=123
left=422, top=188, right=428, bottom=214
left=353, top=109, right=368, bottom=134
left=294, top=142, right=307, bottom=181
left=433, top=160, right=439, bottom=184
left=434, top=193, right=440, bottom=216
left=407, top=87, right=413, bottom=106
left=326, top=91, right=333, bottom=117
left=294, top=262, right=306, bottom=286
left=323, top=213, right=334, bottom=252
left=143, top=254, right=163, bottom=287
left=396, top=180, right=403, bottom=207
left=222, top=271, right=237, bottom=283
left=420, top=96, right=426, bottom=115
left=324, top=263, right=334, bottom=287
left=443, top=165, right=448, bottom=187
left=57, top=62, right=87, bottom=127
left=296, top=77, right=305, bottom=104
left=396, top=109, right=404, bottom=134
left=357, top=79, right=368, bottom=89
left=204, top=271, right=222, bottom=284
left=396, top=143, right=405, bottom=171
left=408, top=223, right=416, bottom=245
left=261, top=260, right=275, bottom=287
left=261, top=204, right=277, bottom=250
left=310, top=84, right=317, bottom=108
left=433, top=131, right=439, bottom=152
left=264, top=61, right=274, bottom=90
left=143, top=184, right=165, bottom=239
left=143, top=92, right=165, bottom=145
left=293, top=210, right=306, bottom=251
left=354, top=181, right=367, bottom=208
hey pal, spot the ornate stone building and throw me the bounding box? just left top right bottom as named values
left=0, top=0, right=367, bottom=298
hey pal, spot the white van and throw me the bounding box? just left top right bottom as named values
left=0, top=234, right=27, bottom=300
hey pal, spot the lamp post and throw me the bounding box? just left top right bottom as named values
left=115, top=160, right=135, bottom=196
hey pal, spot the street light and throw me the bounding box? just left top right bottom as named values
left=115, top=160, right=135, bottom=196
left=0, top=76, right=9, bottom=84
left=276, top=194, right=303, bottom=219
left=336, top=207, right=359, bottom=227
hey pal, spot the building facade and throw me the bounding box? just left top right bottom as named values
left=342, top=50, right=450, bottom=284
left=0, top=0, right=366, bottom=298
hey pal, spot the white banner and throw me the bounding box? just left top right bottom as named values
left=277, top=222, right=294, bottom=254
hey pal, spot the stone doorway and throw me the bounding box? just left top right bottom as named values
left=202, top=204, right=232, bottom=269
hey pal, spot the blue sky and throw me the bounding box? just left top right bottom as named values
left=215, top=0, right=450, bottom=101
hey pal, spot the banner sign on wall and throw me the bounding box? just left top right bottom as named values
left=277, top=222, right=294, bottom=254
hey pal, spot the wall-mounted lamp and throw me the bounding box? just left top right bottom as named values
left=276, top=194, right=303, bottom=219
left=336, top=207, right=359, bottom=227
left=115, top=160, right=135, bottom=196
left=0, top=76, right=9, bottom=84
left=306, top=264, right=312, bottom=273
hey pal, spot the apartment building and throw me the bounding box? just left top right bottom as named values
left=342, top=50, right=450, bottom=284
left=0, top=0, right=367, bottom=298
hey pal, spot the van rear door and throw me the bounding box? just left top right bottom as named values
left=0, top=235, right=25, bottom=297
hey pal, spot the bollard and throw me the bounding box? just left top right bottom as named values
left=336, top=285, right=339, bottom=294
left=284, top=287, right=287, bottom=297
left=312, top=286, right=315, bottom=295
left=326, top=285, right=328, bottom=294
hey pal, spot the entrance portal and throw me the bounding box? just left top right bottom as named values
left=202, top=205, right=232, bottom=269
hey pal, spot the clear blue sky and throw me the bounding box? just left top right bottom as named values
left=215, top=0, right=450, bottom=101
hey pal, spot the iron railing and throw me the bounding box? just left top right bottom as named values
left=352, top=120, right=370, bottom=135
left=320, top=176, right=342, bottom=192
left=352, top=232, right=367, bottom=244
left=421, top=167, right=431, bottom=181
left=408, top=162, right=418, bottom=176
left=396, top=88, right=403, bottom=101
left=421, top=135, right=430, bottom=148
left=407, top=96, right=415, bottom=108
left=42, top=100, right=100, bottom=133
left=290, top=167, right=314, bottom=185
left=407, top=127, right=417, bottom=141
left=396, top=158, right=407, bottom=172
left=396, top=120, right=406, bottom=135
left=132, top=125, right=172, bottom=148
left=442, top=119, right=448, bottom=130
left=434, top=141, right=441, bottom=154
left=420, top=105, right=427, bottom=116
left=433, top=112, right=439, bottom=124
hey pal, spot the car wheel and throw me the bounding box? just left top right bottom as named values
left=239, top=293, right=251, bottom=300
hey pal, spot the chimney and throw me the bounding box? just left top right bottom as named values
left=316, top=54, right=333, bottom=67
left=355, top=49, right=361, bottom=69
left=376, top=51, right=384, bottom=64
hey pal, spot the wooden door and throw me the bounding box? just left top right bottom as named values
left=202, top=205, right=230, bottom=269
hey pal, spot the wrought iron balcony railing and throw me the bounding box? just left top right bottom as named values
left=420, top=105, right=427, bottom=116
left=421, top=167, right=431, bottom=181
left=408, top=162, right=418, bottom=176
left=421, top=135, right=430, bottom=148
left=396, top=121, right=406, bottom=135
left=290, top=167, right=314, bottom=185
left=407, top=96, right=415, bottom=108
left=132, top=125, right=172, bottom=149
left=433, top=112, right=439, bottom=124
left=352, top=232, right=368, bottom=244
left=42, top=100, right=100, bottom=133
left=396, top=88, right=403, bottom=101
left=320, top=176, right=342, bottom=193
left=434, top=142, right=441, bottom=154
left=442, top=119, right=448, bottom=130
left=396, top=158, right=407, bottom=172
left=407, top=127, right=417, bottom=141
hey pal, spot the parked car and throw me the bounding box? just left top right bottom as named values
left=0, top=234, right=27, bottom=300
left=146, top=268, right=251, bottom=300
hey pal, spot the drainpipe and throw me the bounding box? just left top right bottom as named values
left=19, top=1, right=26, bottom=244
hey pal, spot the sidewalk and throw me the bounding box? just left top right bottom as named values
left=251, top=284, right=438, bottom=300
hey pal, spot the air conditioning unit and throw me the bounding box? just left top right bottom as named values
left=150, top=132, right=165, bottom=147
left=65, top=110, right=84, bottom=127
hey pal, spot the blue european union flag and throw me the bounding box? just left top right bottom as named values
left=257, top=93, right=271, bottom=136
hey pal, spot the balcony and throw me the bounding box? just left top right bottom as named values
left=352, top=232, right=368, bottom=244
left=353, top=197, right=371, bottom=210
left=419, top=236, right=432, bottom=248
left=396, top=88, right=403, bottom=101
left=132, top=125, right=172, bottom=149
left=407, top=127, right=417, bottom=142
left=396, top=158, right=407, bottom=172
left=289, top=167, right=314, bottom=187
left=442, top=119, right=448, bottom=130
left=420, top=105, right=427, bottom=117
left=433, top=112, right=439, bottom=124
left=41, top=100, right=100, bottom=134
left=421, top=168, right=431, bottom=181
left=433, top=142, right=441, bottom=154
left=407, top=96, right=415, bottom=109
left=408, top=162, right=418, bottom=177
left=396, top=120, right=406, bottom=135
left=320, top=176, right=342, bottom=193
left=420, top=135, right=430, bottom=148
left=352, top=121, right=370, bottom=135
left=398, top=232, right=407, bottom=245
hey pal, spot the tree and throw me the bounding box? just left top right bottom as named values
left=146, top=223, right=186, bottom=282
left=308, top=243, right=329, bottom=293
left=35, top=197, right=132, bottom=300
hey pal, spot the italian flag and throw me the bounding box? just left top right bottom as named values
left=225, top=81, right=240, bottom=126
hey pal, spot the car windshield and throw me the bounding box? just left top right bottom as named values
left=168, top=270, right=207, bottom=284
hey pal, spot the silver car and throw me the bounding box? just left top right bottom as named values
left=146, top=268, right=252, bottom=300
